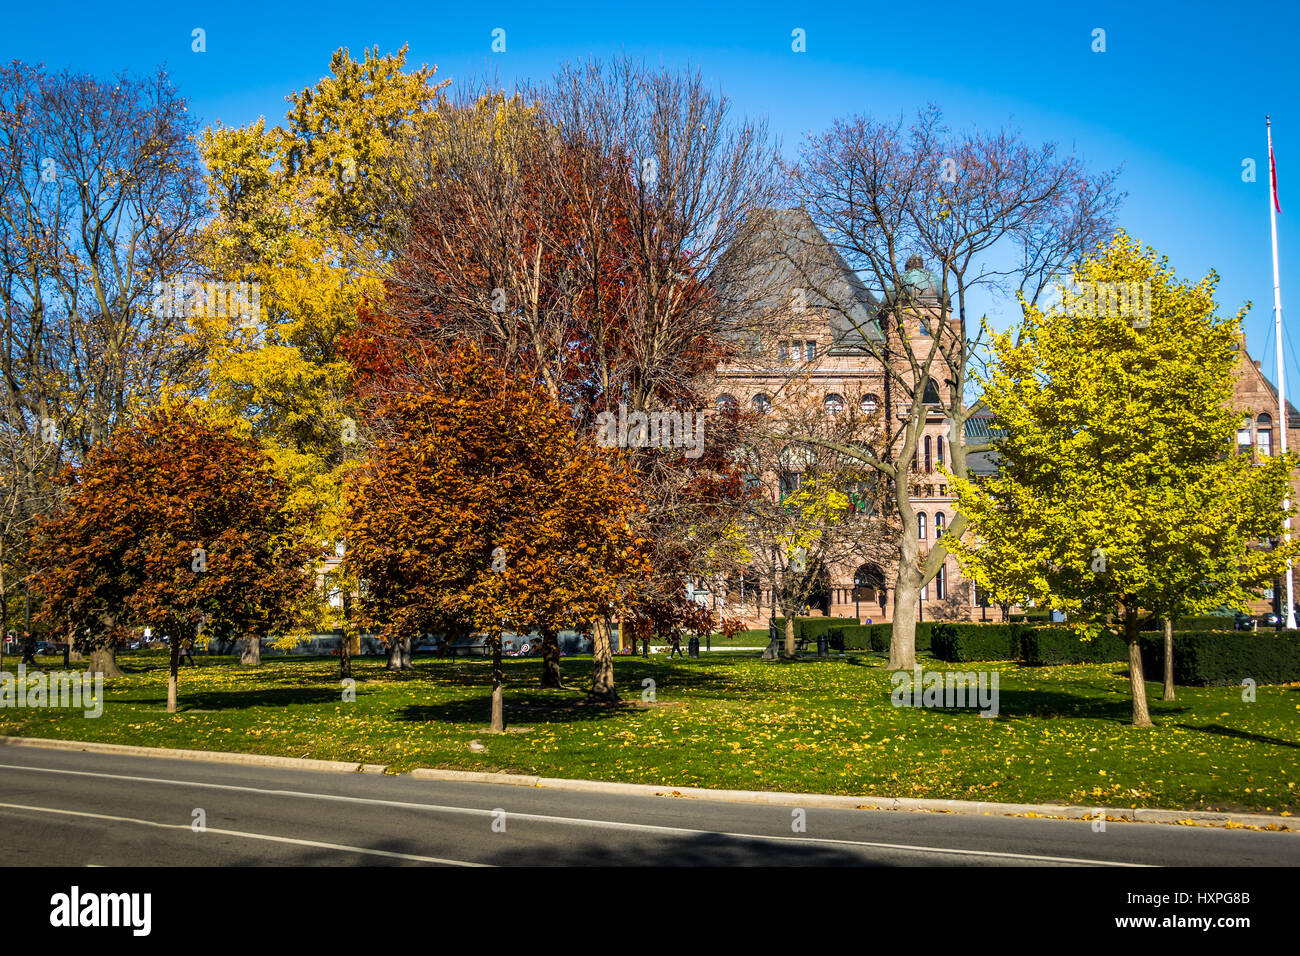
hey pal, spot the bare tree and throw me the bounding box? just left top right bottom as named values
left=0, top=62, right=205, bottom=671
left=371, top=59, right=785, bottom=699
left=736, top=374, right=898, bottom=657
left=779, top=105, right=1121, bottom=668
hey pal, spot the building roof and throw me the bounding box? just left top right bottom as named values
left=712, top=207, right=884, bottom=352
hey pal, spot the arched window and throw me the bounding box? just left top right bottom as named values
left=716, top=393, right=737, bottom=412
left=936, top=436, right=944, bottom=468
left=1257, top=413, right=1273, bottom=457
left=917, top=512, right=927, bottom=539
left=924, top=436, right=933, bottom=472
left=935, top=512, right=945, bottom=539
left=753, top=393, right=771, bottom=414
left=935, top=564, right=946, bottom=600
left=825, top=393, right=845, bottom=415
left=923, top=381, right=940, bottom=405
left=861, top=394, right=879, bottom=415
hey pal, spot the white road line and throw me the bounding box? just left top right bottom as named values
left=0, top=801, right=489, bottom=866
left=0, top=761, right=1145, bottom=866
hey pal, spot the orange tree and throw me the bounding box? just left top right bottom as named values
left=344, top=347, right=647, bottom=729
left=31, top=404, right=317, bottom=710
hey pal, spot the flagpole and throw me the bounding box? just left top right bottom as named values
left=1268, top=116, right=1296, bottom=629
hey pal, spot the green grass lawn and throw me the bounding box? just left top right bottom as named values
left=1, top=650, right=1296, bottom=815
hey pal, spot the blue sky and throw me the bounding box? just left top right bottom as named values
left=7, top=0, right=1300, bottom=385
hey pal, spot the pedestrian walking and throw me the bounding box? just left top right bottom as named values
left=20, top=630, right=38, bottom=667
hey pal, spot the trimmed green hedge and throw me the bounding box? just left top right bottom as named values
left=929, top=623, right=1019, bottom=662
left=867, top=622, right=936, bottom=652
left=1139, top=631, right=1300, bottom=686
left=1019, top=627, right=1128, bottom=665
left=829, top=625, right=873, bottom=651
left=1138, top=614, right=1238, bottom=632
left=1008, top=611, right=1052, bottom=624
left=797, top=617, right=859, bottom=642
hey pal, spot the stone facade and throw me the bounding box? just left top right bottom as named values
left=707, top=212, right=1298, bottom=626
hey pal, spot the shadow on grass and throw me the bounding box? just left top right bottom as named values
left=397, top=691, right=640, bottom=726
left=127, top=686, right=348, bottom=711
left=1173, top=723, right=1298, bottom=748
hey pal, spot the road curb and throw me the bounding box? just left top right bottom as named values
left=407, top=767, right=1298, bottom=831
left=2, top=734, right=1293, bottom=831
left=0, top=735, right=387, bottom=775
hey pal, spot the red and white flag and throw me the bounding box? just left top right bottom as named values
left=1270, top=121, right=1282, bottom=214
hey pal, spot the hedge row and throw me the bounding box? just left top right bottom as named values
left=1139, top=631, right=1300, bottom=686
left=1018, top=627, right=1128, bottom=665
left=1137, top=614, right=1236, bottom=632
left=930, top=623, right=1019, bottom=662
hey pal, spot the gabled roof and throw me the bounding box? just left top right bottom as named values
left=713, top=207, right=883, bottom=350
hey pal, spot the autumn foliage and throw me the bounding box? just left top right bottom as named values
left=31, top=404, right=318, bottom=708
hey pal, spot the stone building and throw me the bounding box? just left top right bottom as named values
left=709, top=210, right=1298, bottom=626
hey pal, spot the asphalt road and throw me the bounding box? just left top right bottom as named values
left=0, top=745, right=1296, bottom=866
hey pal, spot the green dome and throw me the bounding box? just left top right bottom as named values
left=899, top=255, right=942, bottom=298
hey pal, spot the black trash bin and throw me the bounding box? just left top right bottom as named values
left=816, top=634, right=828, bottom=657
left=688, top=636, right=700, bottom=658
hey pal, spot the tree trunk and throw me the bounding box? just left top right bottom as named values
left=88, top=646, right=124, bottom=678
left=783, top=614, right=797, bottom=658
left=387, top=633, right=412, bottom=670
left=540, top=627, right=563, bottom=688
left=239, top=634, right=261, bottom=666
left=489, top=634, right=505, bottom=732
left=339, top=593, right=353, bottom=680
left=894, top=535, right=925, bottom=671
left=1124, top=605, right=1153, bottom=727
left=588, top=617, right=619, bottom=702
left=1162, top=616, right=1175, bottom=701
left=166, top=638, right=180, bottom=713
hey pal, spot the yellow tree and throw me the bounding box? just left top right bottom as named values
left=194, top=47, right=447, bottom=655
left=947, top=233, right=1297, bottom=726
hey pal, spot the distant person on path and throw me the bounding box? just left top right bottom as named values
left=179, top=640, right=197, bottom=666
left=667, top=631, right=684, bottom=659
left=20, top=630, right=37, bottom=666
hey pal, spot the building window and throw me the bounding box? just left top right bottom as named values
left=936, top=436, right=944, bottom=468
left=924, top=436, right=933, bottom=472
left=923, top=381, right=940, bottom=405
left=753, top=393, right=771, bottom=414
left=862, top=394, right=879, bottom=415
left=920, top=584, right=928, bottom=601
left=1257, top=413, right=1273, bottom=457
left=716, top=393, right=737, bottom=411
left=935, top=512, right=945, bottom=539
left=917, top=512, right=927, bottom=539
left=805, top=340, right=816, bottom=362
left=777, top=340, right=790, bottom=363
left=1238, top=427, right=1253, bottom=455
left=825, top=393, right=845, bottom=415
left=935, top=565, right=946, bottom=601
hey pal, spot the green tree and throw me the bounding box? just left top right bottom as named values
left=947, top=232, right=1297, bottom=726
